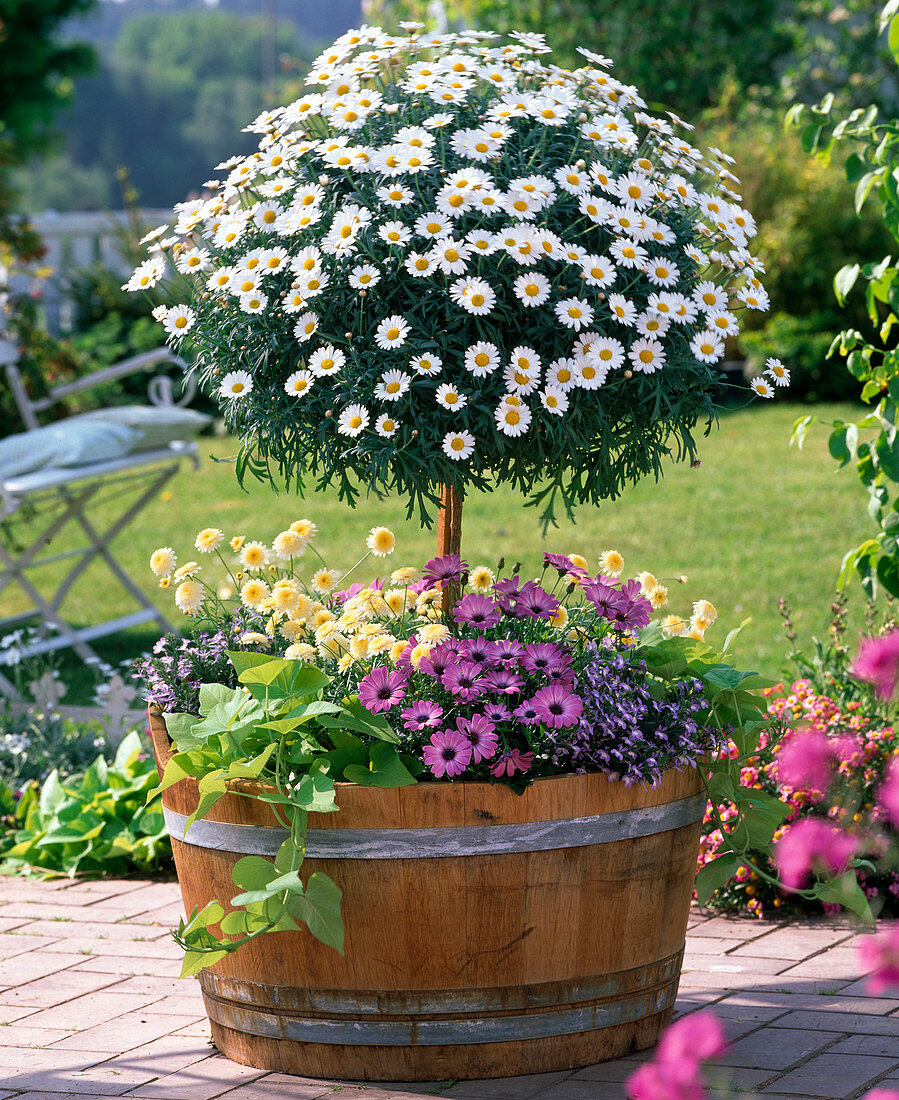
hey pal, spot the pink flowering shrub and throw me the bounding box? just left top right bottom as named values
left=698, top=678, right=899, bottom=918
left=626, top=1011, right=727, bottom=1100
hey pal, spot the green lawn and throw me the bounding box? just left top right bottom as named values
left=3, top=401, right=878, bottom=690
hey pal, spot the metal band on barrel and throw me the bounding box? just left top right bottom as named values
left=162, top=791, right=706, bottom=859
left=201, top=980, right=678, bottom=1046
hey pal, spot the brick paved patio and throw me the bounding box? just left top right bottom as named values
left=0, top=877, right=894, bottom=1099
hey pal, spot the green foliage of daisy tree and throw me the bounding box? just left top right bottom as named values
left=124, top=25, right=777, bottom=545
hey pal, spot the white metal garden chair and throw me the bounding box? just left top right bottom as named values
left=0, top=337, right=206, bottom=700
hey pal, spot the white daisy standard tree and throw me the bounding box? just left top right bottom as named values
left=126, top=24, right=779, bottom=569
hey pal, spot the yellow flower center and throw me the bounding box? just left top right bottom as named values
left=525, top=284, right=539, bottom=297
left=344, top=110, right=358, bottom=121
left=622, top=247, right=635, bottom=258
left=350, top=416, right=362, bottom=428
left=590, top=268, right=604, bottom=280
left=639, top=349, right=654, bottom=364
left=321, top=358, right=335, bottom=370
left=232, top=382, right=245, bottom=393
left=470, top=293, right=484, bottom=307
left=340, top=226, right=353, bottom=238
left=701, top=343, right=714, bottom=354
left=445, top=248, right=459, bottom=262
left=415, top=258, right=429, bottom=270
left=389, top=190, right=403, bottom=200
left=702, top=292, right=717, bottom=305
left=175, top=316, right=188, bottom=328
left=583, top=365, right=596, bottom=379
left=308, top=278, right=320, bottom=290
left=445, top=393, right=458, bottom=404
left=408, top=156, right=422, bottom=167
left=382, top=419, right=395, bottom=431
left=568, top=307, right=582, bottom=318
left=514, top=370, right=529, bottom=384
left=263, top=211, right=276, bottom=223
left=240, top=280, right=254, bottom=292
left=475, top=353, right=489, bottom=367
left=451, top=437, right=465, bottom=451
left=505, top=410, right=520, bottom=425
left=304, top=322, right=315, bottom=334
left=426, top=222, right=441, bottom=234
left=386, top=327, right=400, bottom=340
left=475, top=142, right=489, bottom=153
left=546, top=395, right=558, bottom=407
left=557, top=368, right=571, bottom=382
left=566, top=173, right=579, bottom=184
left=337, top=156, right=351, bottom=166
left=387, top=382, right=401, bottom=393
left=295, top=380, right=308, bottom=392
left=628, top=185, right=642, bottom=199
left=599, top=349, right=612, bottom=361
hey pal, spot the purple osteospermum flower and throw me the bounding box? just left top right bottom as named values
left=488, top=639, right=524, bottom=665
left=358, top=667, right=408, bottom=713
left=417, top=640, right=457, bottom=679
left=423, top=554, right=469, bottom=586
left=543, top=552, right=584, bottom=575
left=582, top=577, right=620, bottom=619
left=423, top=729, right=473, bottom=778
left=493, top=575, right=521, bottom=613
left=512, top=581, right=560, bottom=620
left=610, top=581, right=653, bottom=632
left=546, top=664, right=576, bottom=687
left=401, top=700, right=443, bottom=731
left=531, top=684, right=584, bottom=728
left=490, top=749, right=534, bottom=777
left=455, top=714, right=499, bottom=762
left=458, top=634, right=492, bottom=666
left=521, top=642, right=570, bottom=675
left=483, top=701, right=513, bottom=723
left=442, top=662, right=486, bottom=702
left=453, top=593, right=502, bottom=631
left=482, top=667, right=525, bottom=695
left=513, top=698, right=541, bottom=725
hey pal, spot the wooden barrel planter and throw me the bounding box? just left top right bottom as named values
left=149, top=710, right=706, bottom=1080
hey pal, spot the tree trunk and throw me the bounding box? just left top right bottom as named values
left=436, top=483, right=463, bottom=615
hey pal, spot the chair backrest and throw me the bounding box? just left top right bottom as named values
left=1, top=339, right=196, bottom=432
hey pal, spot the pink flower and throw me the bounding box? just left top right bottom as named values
left=776, top=728, right=832, bottom=790
left=490, top=749, right=534, bottom=777
left=878, top=757, right=899, bottom=829
left=863, top=1090, right=899, bottom=1100
left=852, top=632, right=899, bottom=699
left=626, top=1012, right=727, bottom=1100
left=857, top=924, right=899, bottom=995
left=422, top=729, right=472, bottom=778
left=774, top=818, right=858, bottom=890
left=455, top=714, right=498, bottom=763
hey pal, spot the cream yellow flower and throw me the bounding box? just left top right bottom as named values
left=415, top=587, right=441, bottom=611
left=692, top=600, right=718, bottom=629
left=368, top=632, right=396, bottom=655
left=390, top=566, right=421, bottom=586
left=338, top=653, right=355, bottom=672
left=285, top=642, right=317, bottom=661
left=410, top=642, right=433, bottom=668
left=660, top=614, right=687, bottom=638
left=339, top=608, right=363, bottom=631
left=389, top=640, right=409, bottom=664
left=635, top=571, right=659, bottom=594
left=239, top=632, right=270, bottom=646
left=687, top=626, right=706, bottom=642
left=599, top=549, right=624, bottom=576
left=312, top=568, right=339, bottom=594
left=240, top=579, right=270, bottom=609
left=318, top=632, right=349, bottom=659
left=271, top=578, right=301, bottom=614
left=280, top=619, right=307, bottom=642
left=293, top=593, right=313, bottom=621
left=290, top=519, right=318, bottom=539
left=158, top=576, right=171, bottom=589
left=314, top=620, right=340, bottom=641
left=469, top=565, right=496, bottom=592
left=384, top=589, right=408, bottom=614
left=350, top=635, right=371, bottom=659
left=173, top=561, right=200, bottom=582
left=549, top=605, right=569, bottom=630
left=240, top=541, right=269, bottom=571
left=272, top=529, right=307, bottom=559
left=419, top=623, right=450, bottom=645
left=150, top=547, right=176, bottom=577
left=568, top=553, right=588, bottom=571
left=366, top=526, right=396, bottom=556
left=311, top=608, right=336, bottom=629
left=174, top=579, right=204, bottom=614
left=195, top=528, right=224, bottom=553
left=230, top=535, right=246, bottom=552
left=647, top=585, right=669, bottom=610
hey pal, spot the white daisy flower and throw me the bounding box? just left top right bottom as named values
left=443, top=430, right=475, bottom=460
left=646, top=258, right=680, bottom=287
left=174, top=248, right=211, bottom=275
left=692, top=281, right=728, bottom=311
left=629, top=337, right=666, bottom=373
left=293, top=312, right=319, bottom=341
left=636, top=311, right=671, bottom=339
left=435, top=383, right=468, bottom=411
left=586, top=337, right=625, bottom=373
left=374, top=369, right=412, bottom=401
left=375, top=414, right=400, bottom=437
left=435, top=186, right=474, bottom=219
left=546, top=358, right=578, bottom=390
left=449, top=277, right=495, bottom=315
left=348, top=264, right=381, bottom=289
left=375, top=315, right=410, bottom=349
left=431, top=238, right=471, bottom=274
left=162, top=305, right=196, bottom=336
left=410, top=353, right=442, bottom=375
left=574, top=358, right=607, bottom=390
left=705, top=309, right=739, bottom=337
left=404, top=251, right=437, bottom=277
left=581, top=254, right=617, bottom=288
left=337, top=403, right=370, bottom=436
left=295, top=270, right=329, bottom=298
left=495, top=403, right=532, bottom=436
left=559, top=242, right=588, bottom=265
left=750, top=377, right=775, bottom=398
left=504, top=347, right=542, bottom=394
left=309, top=345, right=346, bottom=376
left=258, top=247, right=290, bottom=274
left=239, top=292, right=268, bottom=314
left=555, top=297, right=594, bottom=332
left=220, top=370, right=253, bottom=399
left=284, top=370, right=315, bottom=397
left=376, top=183, right=414, bottom=206
left=540, top=386, right=569, bottom=415
left=690, top=330, right=725, bottom=363
left=464, top=341, right=501, bottom=377
left=607, top=293, right=638, bottom=327
left=284, top=290, right=308, bottom=313
left=206, top=267, right=237, bottom=292
left=609, top=238, right=648, bottom=268
left=378, top=221, right=412, bottom=246
left=465, top=230, right=498, bottom=255
left=765, top=358, right=790, bottom=386
left=414, top=212, right=452, bottom=240
left=555, top=165, right=591, bottom=194
left=292, top=246, right=323, bottom=275
left=513, top=271, right=551, bottom=306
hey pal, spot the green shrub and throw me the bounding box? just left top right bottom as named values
left=1, top=730, right=172, bottom=877
left=740, top=311, right=857, bottom=402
